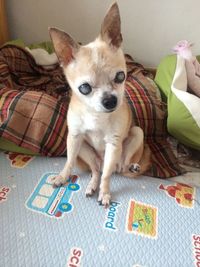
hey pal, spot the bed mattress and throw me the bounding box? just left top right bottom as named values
left=0, top=151, right=200, bottom=267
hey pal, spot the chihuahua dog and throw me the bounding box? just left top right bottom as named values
left=49, top=2, right=151, bottom=207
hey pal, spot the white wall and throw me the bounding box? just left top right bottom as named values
left=6, top=0, right=200, bottom=67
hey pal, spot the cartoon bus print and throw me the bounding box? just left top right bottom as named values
left=26, top=173, right=80, bottom=218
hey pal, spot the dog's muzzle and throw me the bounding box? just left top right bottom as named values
left=102, top=95, right=118, bottom=111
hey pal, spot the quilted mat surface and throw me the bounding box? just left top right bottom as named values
left=0, top=152, right=200, bottom=267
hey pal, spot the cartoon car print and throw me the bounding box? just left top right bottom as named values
left=159, top=182, right=195, bottom=208
left=5, top=152, right=34, bottom=168
left=26, top=173, right=80, bottom=218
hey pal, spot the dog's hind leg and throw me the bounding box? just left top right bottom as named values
left=119, top=126, right=144, bottom=173
left=118, top=126, right=151, bottom=177
left=123, top=144, right=151, bottom=178
left=119, top=126, right=151, bottom=177
left=78, top=141, right=101, bottom=197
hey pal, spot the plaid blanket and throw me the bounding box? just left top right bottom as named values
left=0, top=87, right=68, bottom=156
left=0, top=45, right=184, bottom=178
left=0, top=44, right=70, bottom=97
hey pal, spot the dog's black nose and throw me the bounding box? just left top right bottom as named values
left=102, top=95, right=117, bottom=110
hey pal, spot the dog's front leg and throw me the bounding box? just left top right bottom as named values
left=98, top=142, right=122, bottom=207
left=52, top=132, right=83, bottom=187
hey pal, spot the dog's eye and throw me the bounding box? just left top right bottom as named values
left=78, top=83, right=92, bottom=95
left=114, top=71, right=125, bottom=83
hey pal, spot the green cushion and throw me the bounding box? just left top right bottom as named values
left=5, top=38, right=25, bottom=47
left=28, top=41, right=54, bottom=54
left=0, top=40, right=54, bottom=155
left=4, top=39, right=54, bottom=53
left=155, top=55, right=200, bottom=150
left=0, top=137, right=38, bottom=155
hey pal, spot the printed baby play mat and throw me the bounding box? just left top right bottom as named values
left=0, top=151, right=200, bottom=267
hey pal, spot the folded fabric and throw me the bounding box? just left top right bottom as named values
left=25, top=47, right=58, bottom=66
left=0, top=87, right=68, bottom=156
left=0, top=44, right=69, bottom=97
left=155, top=54, right=200, bottom=151
left=0, top=45, right=184, bottom=178
left=125, top=58, right=185, bottom=178
left=173, top=40, right=200, bottom=97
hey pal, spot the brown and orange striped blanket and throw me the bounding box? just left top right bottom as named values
left=0, top=45, right=184, bottom=178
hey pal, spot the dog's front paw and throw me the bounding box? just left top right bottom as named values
left=98, top=191, right=111, bottom=208
left=129, top=163, right=141, bottom=173
left=51, top=175, right=67, bottom=187
left=85, top=181, right=98, bottom=197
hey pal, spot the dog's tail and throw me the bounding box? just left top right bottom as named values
left=122, top=144, right=151, bottom=178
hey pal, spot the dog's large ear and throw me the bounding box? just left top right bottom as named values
left=100, top=2, right=122, bottom=48
left=49, top=27, right=79, bottom=66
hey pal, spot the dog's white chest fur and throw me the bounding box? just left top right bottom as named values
left=83, top=113, right=107, bottom=152
left=84, top=113, right=101, bottom=131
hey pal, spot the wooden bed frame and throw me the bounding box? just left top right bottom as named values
left=0, top=0, right=9, bottom=46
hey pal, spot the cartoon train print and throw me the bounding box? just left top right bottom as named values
left=159, top=182, right=195, bottom=208
left=26, top=173, right=80, bottom=218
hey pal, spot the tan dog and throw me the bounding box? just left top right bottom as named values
left=49, top=3, right=151, bottom=207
